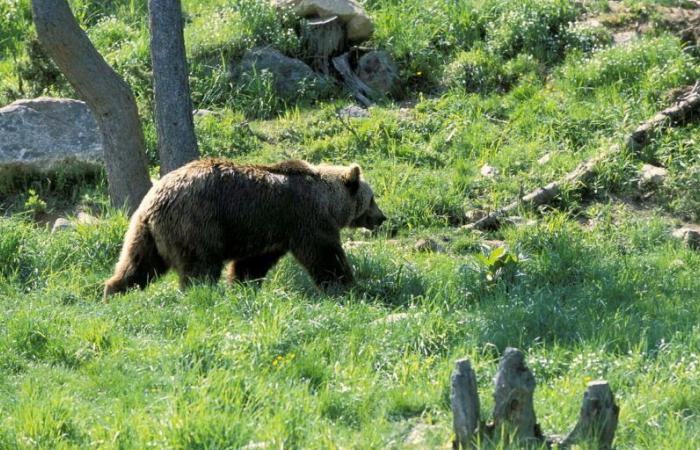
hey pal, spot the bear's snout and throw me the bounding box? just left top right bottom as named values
left=372, top=212, right=387, bottom=228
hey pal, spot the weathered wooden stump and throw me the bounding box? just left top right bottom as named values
left=559, top=381, right=619, bottom=450
left=451, top=359, right=479, bottom=449
left=491, top=348, right=543, bottom=444
left=300, top=15, right=345, bottom=74
left=450, top=347, right=619, bottom=449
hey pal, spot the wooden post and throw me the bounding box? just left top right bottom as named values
left=451, top=359, right=480, bottom=449
left=560, top=381, right=619, bottom=450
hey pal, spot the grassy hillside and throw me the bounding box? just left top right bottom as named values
left=1, top=0, right=700, bottom=448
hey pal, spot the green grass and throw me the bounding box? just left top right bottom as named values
left=2, top=0, right=700, bottom=448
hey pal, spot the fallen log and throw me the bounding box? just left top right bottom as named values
left=332, top=51, right=375, bottom=107
left=627, top=81, right=700, bottom=152
left=465, top=148, right=616, bottom=231
left=464, top=83, right=700, bottom=231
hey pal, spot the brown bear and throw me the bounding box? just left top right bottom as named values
left=103, top=158, right=386, bottom=298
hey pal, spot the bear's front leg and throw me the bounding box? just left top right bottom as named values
left=292, top=239, right=354, bottom=290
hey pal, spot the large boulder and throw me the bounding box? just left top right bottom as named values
left=356, top=50, right=398, bottom=96
left=273, top=0, right=373, bottom=42
left=0, top=97, right=103, bottom=171
left=234, top=47, right=329, bottom=100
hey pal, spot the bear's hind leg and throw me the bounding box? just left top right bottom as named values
left=104, top=227, right=169, bottom=299
left=227, top=251, right=285, bottom=284
left=292, top=240, right=354, bottom=290
left=177, top=260, right=223, bottom=289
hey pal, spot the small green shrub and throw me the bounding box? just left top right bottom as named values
left=559, top=36, right=699, bottom=93
left=564, top=21, right=613, bottom=54
left=486, top=0, right=582, bottom=62
left=444, top=48, right=539, bottom=94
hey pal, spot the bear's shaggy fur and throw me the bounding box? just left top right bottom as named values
left=104, top=158, right=386, bottom=298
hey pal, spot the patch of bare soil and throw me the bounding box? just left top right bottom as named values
left=583, top=1, right=700, bottom=46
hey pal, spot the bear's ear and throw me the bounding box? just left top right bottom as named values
left=343, top=164, right=361, bottom=195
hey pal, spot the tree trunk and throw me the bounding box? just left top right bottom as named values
left=148, top=0, right=199, bottom=176
left=31, top=0, right=152, bottom=214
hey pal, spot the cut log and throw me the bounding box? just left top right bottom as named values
left=628, top=82, right=700, bottom=152
left=451, top=359, right=480, bottom=449
left=301, top=15, right=345, bottom=74
left=466, top=148, right=616, bottom=231
left=559, top=381, right=619, bottom=450
left=332, top=52, right=375, bottom=107
left=491, top=347, right=543, bottom=444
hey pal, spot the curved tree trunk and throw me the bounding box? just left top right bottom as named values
left=31, top=0, right=152, bottom=214
left=149, top=0, right=199, bottom=176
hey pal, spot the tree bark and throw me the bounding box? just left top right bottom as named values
left=32, top=0, right=152, bottom=214
left=148, top=0, right=199, bottom=176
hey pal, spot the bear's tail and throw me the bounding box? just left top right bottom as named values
left=104, top=212, right=167, bottom=299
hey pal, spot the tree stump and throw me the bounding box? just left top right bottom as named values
left=450, top=348, right=618, bottom=449
left=301, top=15, right=345, bottom=74
left=451, top=359, right=480, bottom=449
left=560, top=381, right=619, bottom=450
left=491, top=348, right=542, bottom=443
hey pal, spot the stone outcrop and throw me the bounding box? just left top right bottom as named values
left=0, top=97, right=103, bottom=170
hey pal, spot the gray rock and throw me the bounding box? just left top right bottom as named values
left=372, top=312, right=410, bottom=325
left=404, top=423, right=441, bottom=446
left=672, top=225, right=700, bottom=250
left=272, top=0, right=374, bottom=42
left=52, top=217, right=75, bottom=233
left=192, top=108, right=218, bottom=119
left=356, top=51, right=398, bottom=96
left=338, top=104, right=369, bottom=118
left=414, top=238, right=444, bottom=253
left=0, top=97, right=103, bottom=170
left=537, top=152, right=552, bottom=165
left=77, top=211, right=99, bottom=225
left=235, top=47, right=327, bottom=100
left=480, top=164, right=498, bottom=177
left=639, top=163, right=668, bottom=187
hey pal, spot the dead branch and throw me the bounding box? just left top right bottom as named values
left=332, top=52, right=375, bottom=107
left=466, top=149, right=615, bottom=231
left=628, top=81, right=700, bottom=152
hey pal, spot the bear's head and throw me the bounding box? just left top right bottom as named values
left=342, top=164, right=387, bottom=230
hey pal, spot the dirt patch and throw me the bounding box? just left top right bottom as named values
left=583, top=1, right=700, bottom=46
